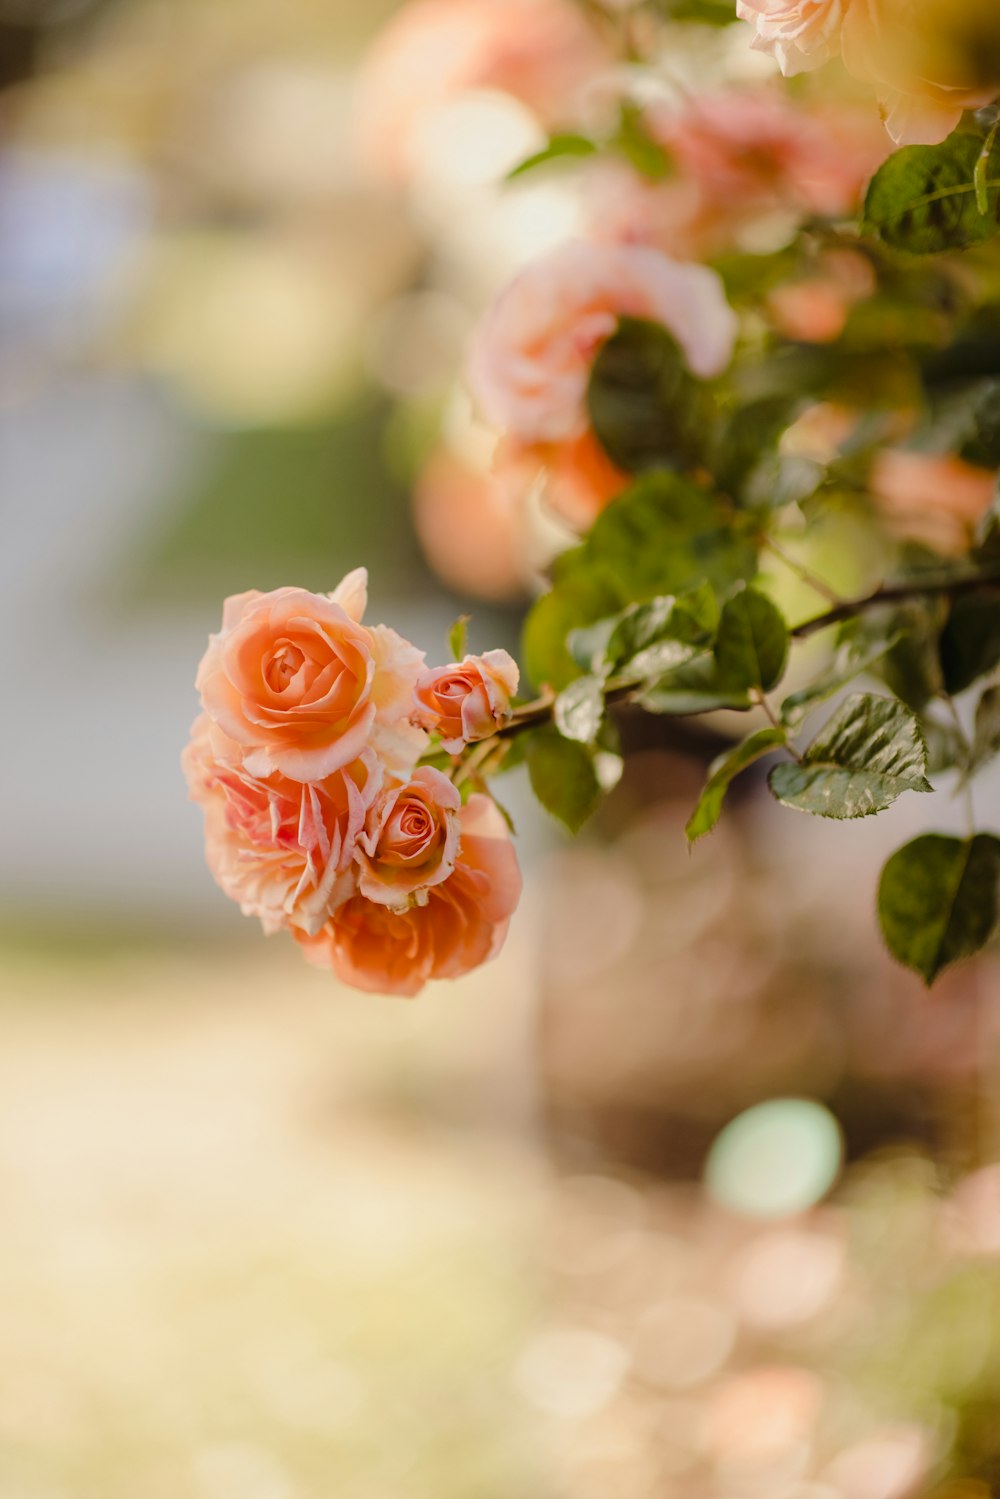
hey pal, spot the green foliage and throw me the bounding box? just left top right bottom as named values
left=525, top=725, right=602, bottom=833
left=521, top=473, right=757, bottom=690
left=863, top=130, right=1000, bottom=253
left=878, top=833, right=1000, bottom=983
left=939, top=593, right=1000, bottom=693
left=447, top=615, right=470, bottom=660
left=713, top=586, right=789, bottom=693
left=587, top=318, right=708, bottom=473
left=686, top=727, right=787, bottom=843
left=768, top=693, right=932, bottom=818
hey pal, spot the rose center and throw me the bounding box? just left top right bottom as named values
left=264, top=641, right=306, bottom=693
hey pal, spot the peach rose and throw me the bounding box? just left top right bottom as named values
left=736, top=0, right=997, bottom=144
left=413, top=650, right=519, bottom=751
left=355, top=0, right=608, bottom=182
left=869, top=449, right=997, bottom=556
left=356, top=766, right=462, bottom=910
left=183, top=715, right=380, bottom=935
left=467, top=241, right=738, bottom=446
left=195, top=569, right=426, bottom=783
left=298, top=795, right=522, bottom=996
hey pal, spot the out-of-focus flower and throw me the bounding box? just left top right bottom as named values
left=412, top=443, right=528, bottom=600
left=297, top=795, right=522, bottom=996
left=468, top=239, right=737, bottom=444
left=183, top=716, right=380, bottom=935
left=869, top=449, right=997, bottom=556
left=735, top=0, right=998, bottom=144
left=767, top=248, right=876, bottom=343
left=588, top=88, right=887, bottom=260
left=413, top=651, right=520, bottom=752
left=195, top=572, right=426, bottom=783
left=356, top=766, right=461, bottom=911
left=823, top=1423, right=933, bottom=1498
left=355, top=0, right=610, bottom=184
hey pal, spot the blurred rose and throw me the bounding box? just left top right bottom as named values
left=297, top=795, right=522, bottom=995
left=736, top=0, right=997, bottom=144
left=523, top=427, right=629, bottom=528
left=195, top=571, right=426, bottom=782
left=413, top=444, right=526, bottom=600
left=355, top=0, right=609, bottom=182
left=184, top=716, right=380, bottom=935
left=588, top=89, right=887, bottom=259
left=768, top=249, right=876, bottom=343
left=356, top=766, right=461, bottom=910
left=468, top=240, right=737, bottom=444
left=414, top=650, right=519, bottom=751
left=869, top=449, right=996, bottom=555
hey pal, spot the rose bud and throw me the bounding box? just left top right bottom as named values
left=413, top=650, right=519, bottom=752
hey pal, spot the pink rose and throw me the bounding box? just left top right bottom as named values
left=413, top=650, right=519, bottom=751
left=586, top=90, right=888, bottom=261
left=356, top=766, right=462, bottom=910
left=297, top=795, right=522, bottom=996
left=195, top=569, right=426, bottom=783
left=869, top=450, right=997, bottom=557
left=183, top=715, right=380, bottom=935
left=467, top=241, right=738, bottom=446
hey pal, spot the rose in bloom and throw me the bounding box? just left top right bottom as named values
left=869, top=449, right=997, bottom=556
left=195, top=569, right=426, bottom=783
left=735, top=0, right=998, bottom=145
left=356, top=767, right=462, bottom=910
left=467, top=240, right=738, bottom=447
left=297, top=796, right=522, bottom=996
left=413, top=650, right=519, bottom=751
left=355, top=0, right=609, bottom=182
left=184, top=715, right=380, bottom=935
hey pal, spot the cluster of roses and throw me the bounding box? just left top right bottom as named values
left=183, top=569, right=521, bottom=996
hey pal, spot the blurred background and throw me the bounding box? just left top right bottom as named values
left=3, top=2, right=1000, bottom=1496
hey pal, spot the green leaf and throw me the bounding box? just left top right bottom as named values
left=526, top=725, right=602, bottom=833
left=971, top=683, right=1000, bottom=771
left=603, top=585, right=718, bottom=673
left=939, top=593, right=1000, bottom=693
left=613, top=101, right=673, bottom=181
left=587, top=317, right=708, bottom=473
left=447, top=614, right=470, bottom=660
left=506, top=132, right=598, bottom=180
left=686, top=727, right=787, bottom=843
left=780, top=634, right=902, bottom=728
left=878, top=833, right=1000, bottom=984
left=922, top=714, right=969, bottom=774
left=521, top=562, right=621, bottom=691
left=714, top=587, right=789, bottom=693
left=638, top=651, right=751, bottom=715
left=586, top=472, right=758, bottom=599
left=554, top=674, right=605, bottom=744
left=522, top=473, right=757, bottom=691
left=768, top=693, right=932, bottom=818
left=863, top=132, right=1000, bottom=254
